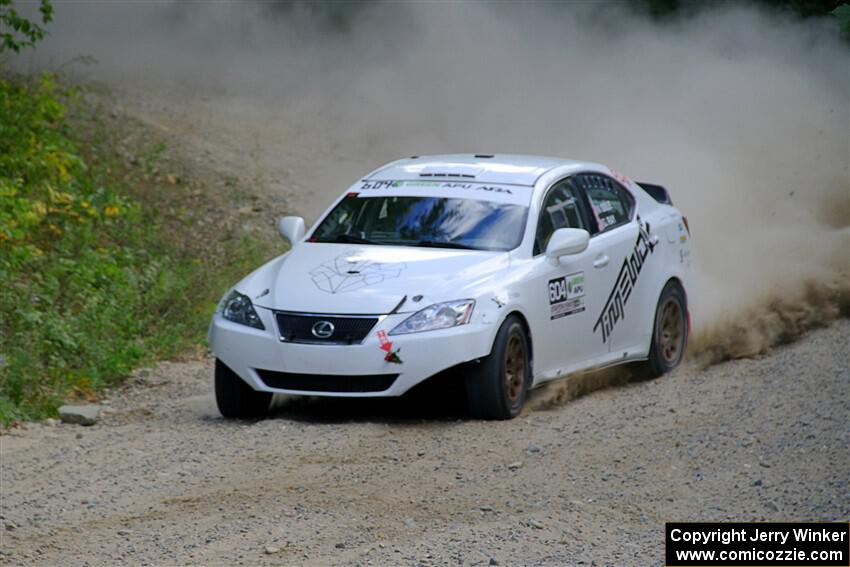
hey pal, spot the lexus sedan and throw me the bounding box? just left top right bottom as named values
left=209, top=154, right=692, bottom=419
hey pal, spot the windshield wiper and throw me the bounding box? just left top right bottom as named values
left=415, top=240, right=478, bottom=250
left=317, top=234, right=383, bottom=245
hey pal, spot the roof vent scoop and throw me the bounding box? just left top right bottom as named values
left=419, top=173, right=475, bottom=178
left=417, top=164, right=483, bottom=179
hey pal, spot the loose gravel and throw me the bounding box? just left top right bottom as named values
left=1, top=320, right=847, bottom=566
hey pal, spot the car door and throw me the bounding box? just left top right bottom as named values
left=577, top=174, right=651, bottom=357
left=527, top=177, right=608, bottom=380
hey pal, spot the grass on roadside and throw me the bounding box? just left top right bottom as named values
left=0, top=73, right=277, bottom=424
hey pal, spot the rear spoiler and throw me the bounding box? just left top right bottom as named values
left=636, top=182, right=672, bottom=205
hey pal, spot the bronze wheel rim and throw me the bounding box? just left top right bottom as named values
left=659, top=299, right=683, bottom=364
left=505, top=332, right=526, bottom=403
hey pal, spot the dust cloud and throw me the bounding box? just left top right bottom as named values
left=15, top=1, right=849, bottom=376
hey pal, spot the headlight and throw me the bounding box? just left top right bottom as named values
left=389, top=299, right=475, bottom=335
left=221, top=290, right=265, bottom=330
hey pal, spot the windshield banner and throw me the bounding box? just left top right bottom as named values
left=353, top=180, right=531, bottom=206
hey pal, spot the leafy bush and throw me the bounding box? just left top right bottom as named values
left=834, top=3, right=850, bottom=36
left=0, top=75, right=270, bottom=423
left=0, top=0, right=53, bottom=53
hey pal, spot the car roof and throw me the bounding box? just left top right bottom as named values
left=364, top=154, right=593, bottom=187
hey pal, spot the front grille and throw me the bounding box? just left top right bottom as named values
left=275, top=312, right=379, bottom=345
left=256, top=369, right=398, bottom=393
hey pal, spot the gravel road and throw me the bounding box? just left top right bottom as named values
left=2, top=320, right=847, bottom=566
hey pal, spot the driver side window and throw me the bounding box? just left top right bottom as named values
left=534, top=179, right=587, bottom=255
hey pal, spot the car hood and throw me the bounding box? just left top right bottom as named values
left=239, top=243, right=510, bottom=315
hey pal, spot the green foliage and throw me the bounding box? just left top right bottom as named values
left=0, top=75, right=270, bottom=424
left=833, top=3, right=850, bottom=35
left=0, top=0, right=52, bottom=53
left=632, top=0, right=844, bottom=19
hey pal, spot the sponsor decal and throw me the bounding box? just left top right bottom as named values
left=548, top=271, right=586, bottom=320
left=475, top=185, right=513, bottom=194
left=377, top=330, right=390, bottom=349
left=359, top=180, right=401, bottom=190
left=592, top=218, right=656, bottom=343
left=377, top=330, right=403, bottom=364
left=310, top=254, right=406, bottom=294
left=397, top=181, right=439, bottom=188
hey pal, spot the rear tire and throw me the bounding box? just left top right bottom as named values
left=634, top=281, right=688, bottom=380
left=466, top=315, right=531, bottom=420
left=215, top=359, right=272, bottom=419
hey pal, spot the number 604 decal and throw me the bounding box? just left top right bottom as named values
left=548, top=272, right=586, bottom=320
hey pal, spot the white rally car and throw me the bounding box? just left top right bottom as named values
left=209, top=154, right=692, bottom=420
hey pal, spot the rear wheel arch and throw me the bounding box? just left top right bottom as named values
left=665, top=276, right=686, bottom=299
left=659, top=276, right=689, bottom=328
left=634, top=278, right=689, bottom=379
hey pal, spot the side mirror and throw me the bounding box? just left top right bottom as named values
left=545, top=228, right=590, bottom=264
left=277, top=216, right=305, bottom=247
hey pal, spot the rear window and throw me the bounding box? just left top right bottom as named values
left=578, top=175, right=634, bottom=233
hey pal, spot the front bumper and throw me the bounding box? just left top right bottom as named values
left=208, top=307, right=495, bottom=397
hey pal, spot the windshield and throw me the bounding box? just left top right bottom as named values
left=310, top=195, right=528, bottom=251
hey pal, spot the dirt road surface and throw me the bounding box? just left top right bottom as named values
left=2, top=320, right=847, bottom=566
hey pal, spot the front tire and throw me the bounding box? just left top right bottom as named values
left=215, top=359, right=272, bottom=419
left=466, top=315, right=531, bottom=420
left=635, top=281, right=688, bottom=379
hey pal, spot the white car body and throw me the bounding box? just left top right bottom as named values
left=209, top=154, right=692, bottom=401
